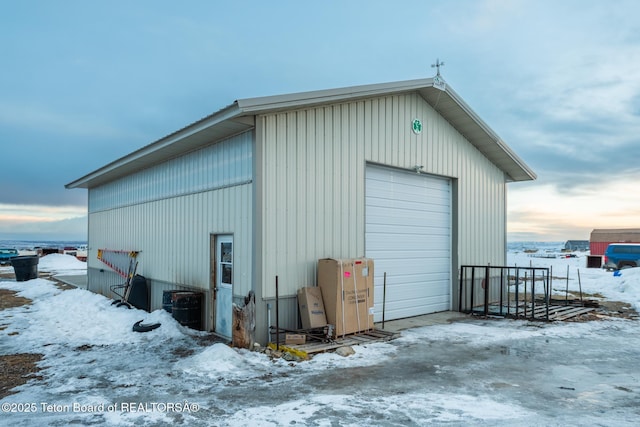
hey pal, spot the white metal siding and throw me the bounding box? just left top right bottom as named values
left=365, top=165, right=451, bottom=321
left=86, top=131, right=254, bottom=316
left=88, top=185, right=252, bottom=293
left=257, top=93, right=506, bottom=300
left=89, top=132, right=253, bottom=212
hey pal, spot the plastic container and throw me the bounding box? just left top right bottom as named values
left=11, top=255, right=39, bottom=281
left=171, top=291, right=203, bottom=330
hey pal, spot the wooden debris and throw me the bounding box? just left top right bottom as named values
left=285, top=328, right=399, bottom=355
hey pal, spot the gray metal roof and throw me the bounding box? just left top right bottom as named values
left=66, top=78, right=536, bottom=189
left=590, top=229, right=640, bottom=242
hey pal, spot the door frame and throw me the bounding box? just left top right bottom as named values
left=210, top=233, right=234, bottom=338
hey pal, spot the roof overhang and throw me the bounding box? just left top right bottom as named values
left=66, top=78, right=535, bottom=189
left=418, top=83, right=536, bottom=182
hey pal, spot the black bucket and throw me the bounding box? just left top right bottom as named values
left=11, top=256, right=39, bottom=282
left=171, top=291, right=203, bottom=330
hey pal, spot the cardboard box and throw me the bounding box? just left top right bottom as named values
left=297, top=286, right=327, bottom=329
left=317, top=258, right=374, bottom=337
left=285, top=333, right=306, bottom=345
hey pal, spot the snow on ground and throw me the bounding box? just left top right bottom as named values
left=0, top=246, right=639, bottom=426
left=507, top=247, right=640, bottom=311
left=38, top=253, right=88, bottom=276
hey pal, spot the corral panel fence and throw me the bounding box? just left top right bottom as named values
left=459, top=265, right=551, bottom=320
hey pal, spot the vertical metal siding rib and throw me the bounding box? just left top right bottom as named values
left=89, top=132, right=253, bottom=212
left=260, top=92, right=508, bottom=299
left=87, top=131, right=254, bottom=315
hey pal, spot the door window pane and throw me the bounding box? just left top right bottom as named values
left=221, top=242, right=232, bottom=263
left=222, top=264, right=232, bottom=284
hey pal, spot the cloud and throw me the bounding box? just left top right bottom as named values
left=0, top=207, right=87, bottom=242
left=1, top=175, right=88, bottom=206
left=0, top=203, right=85, bottom=223
left=508, top=173, right=640, bottom=240
left=2, top=0, right=640, bottom=243
left=492, top=27, right=640, bottom=191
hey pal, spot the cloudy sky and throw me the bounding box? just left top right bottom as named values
left=1, top=0, right=639, bottom=242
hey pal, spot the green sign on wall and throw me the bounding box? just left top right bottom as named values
left=411, top=118, right=422, bottom=134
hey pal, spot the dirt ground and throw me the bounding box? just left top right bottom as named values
left=0, top=288, right=31, bottom=312
left=0, top=287, right=42, bottom=399
left=0, top=353, right=43, bottom=399
left=0, top=273, right=73, bottom=399
left=0, top=275, right=638, bottom=400
left=550, top=290, right=639, bottom=321
left=582, top=298, right=638, bottom=320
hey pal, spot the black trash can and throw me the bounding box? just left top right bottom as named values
left=171, top=291, right=203, bottom=330
left=11, top=256, right=39, bottom=281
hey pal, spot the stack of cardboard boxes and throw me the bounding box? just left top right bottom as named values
left=298, top=258, right=374, bottom=339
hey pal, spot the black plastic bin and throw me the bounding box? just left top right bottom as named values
left=172, top=292, right=203, bottom=330
left=11, top=255, right=39, bottom=281
left=162, top=290, right=203, bottom=330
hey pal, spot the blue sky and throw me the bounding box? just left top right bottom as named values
left=2, top=0, right=639, bottom=242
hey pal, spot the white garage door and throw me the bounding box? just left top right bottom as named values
left=365, top=165, right=451, bottom=322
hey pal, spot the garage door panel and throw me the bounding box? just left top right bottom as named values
left=366, top=204, right=450, bottom=218
left=380, top=287, right=450, bottom=302
left=371, top=266, right=449, bottom=283
left=379, top=294, right=450, bottom=311
left=366, top=247, right=449, bottom=259
left=366, top=200, right=450, bottom=214
left=366, top=228, right=451, bottom=242
left=381, top=306, right=443, bottom=320
left=376, top=277, right=450, bottom=293
left=368, top=189, right=442, bottom=202
left=372, top=268, right=451, bottom=282
left=367, top=214, right=450, bottom=229
left=366, top=238, right=450, bottom=252
left=368, top=209, right=450, bottom=221
left=373, top=282, right=450, bottom=302
left=367, top=227, right=451, bottom=241
left=378, top=297, right=450, bottom=319
left=366, top=165, right=451, bottom=322
left=366, top=247, right=450, bottom=259
left=366, top=190, right=450, bottom=206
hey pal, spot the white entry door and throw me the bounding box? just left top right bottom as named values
left=366, top=165, right=452, bottom=322
left=215, top=235, right=233, bottom=338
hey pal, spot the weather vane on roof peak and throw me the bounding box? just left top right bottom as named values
left=431, top=58, right=446, bottom=91
left=431, top=58, right=445, bottom=77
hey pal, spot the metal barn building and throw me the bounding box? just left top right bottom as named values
left=66, top=78, right=536, bottom=345
left=590, top=228, right=640, bottom=255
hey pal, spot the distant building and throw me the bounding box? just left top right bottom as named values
left=590, top=229, right=640, bottom=255
left=66, top=78, right=535, bottom=345
left=564, top=240, right=589, bottom=251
